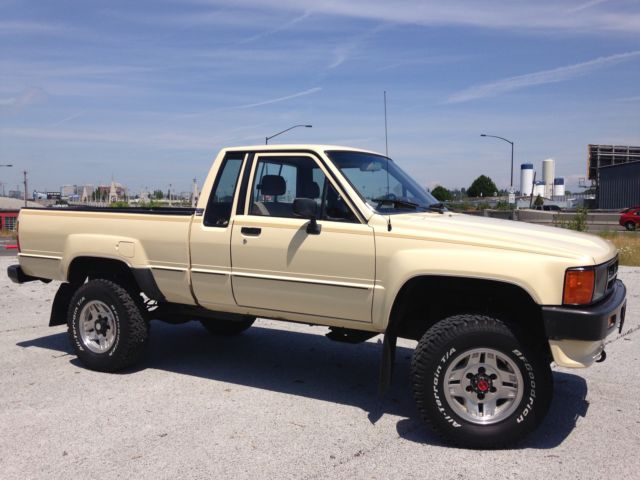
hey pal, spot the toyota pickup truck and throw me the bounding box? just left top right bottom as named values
left=8, top=145, right=627, bottom=448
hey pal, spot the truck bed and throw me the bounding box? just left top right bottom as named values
left=17, top=207, right=196, bottom=304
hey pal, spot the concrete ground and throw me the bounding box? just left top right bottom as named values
left=1, top=254, right=638, bottom=480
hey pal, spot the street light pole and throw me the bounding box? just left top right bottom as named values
left=480, top=134, right=514, bottom=190
left=265, top=124, right=312, bottom=145
left=0, top=164, right=12, bottom=197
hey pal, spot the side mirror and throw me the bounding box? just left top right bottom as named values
left=293, top=198, right=321, bottom=235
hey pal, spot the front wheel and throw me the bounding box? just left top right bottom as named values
left=625, top=222, right=636, bottom=231
left=411, top=314, right=552, bottom=449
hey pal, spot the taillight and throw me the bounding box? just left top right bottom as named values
left=563, top=269, right=594, bottom=305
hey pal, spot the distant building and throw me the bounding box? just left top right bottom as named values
left=96, top=182, right=127, bottom=202
left=553, top=177, right=565, bottom=198
left=0, top=209, right=18, bottom=231
left=520, top=164, right=534, bottom=196
left=597, top=161, right=640, bottom=209
left=60, top=185, right=76, bottom=198
left=588, top=144, right=640, bottom=208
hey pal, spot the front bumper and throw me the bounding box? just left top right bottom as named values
left=543, top=280, right=626, bottom=368
left=543, top=280, right=626, bottom=341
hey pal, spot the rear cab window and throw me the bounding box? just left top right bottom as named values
left=203, top=152, right=245, bottom=227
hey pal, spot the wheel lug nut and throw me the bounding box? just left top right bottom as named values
left=477, top=393, right=485, bottom=400
left=478, top=367, right=485, bottom=374
left=490, top=387, right=496, bottom=393
left=490, top=374, right=497, bottom=380
left=466, top=373, right=474, bottom=379
left=466, top=386, right=472, bottom=392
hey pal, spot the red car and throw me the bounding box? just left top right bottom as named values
left=620, top=207, right=640, bottom=231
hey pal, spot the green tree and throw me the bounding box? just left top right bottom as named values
left=431, top=185, right=453, bottom=202
left=534, top=194, right=544, bottom=207
left=153, top=189, right=164, bottom=200
left=467, top=175, right=498, bottom=198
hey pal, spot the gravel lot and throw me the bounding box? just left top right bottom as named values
left=1, top=254, right=639, bottom=479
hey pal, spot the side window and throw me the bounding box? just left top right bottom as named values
left=250, top=155, right=357, bottom=223
left=204, top=153, right=244, bottom=227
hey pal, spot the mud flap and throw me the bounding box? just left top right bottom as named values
left=378, top=332, right=397, bottom=396
left=49, top=283, right=77, bottom=326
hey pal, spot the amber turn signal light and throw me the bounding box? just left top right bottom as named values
left=563, top=269, right=594, bottom=305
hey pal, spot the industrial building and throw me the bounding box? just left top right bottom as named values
left=519, top=158, right=564, bottom=200
left=589, top=144, right=640, bottom=209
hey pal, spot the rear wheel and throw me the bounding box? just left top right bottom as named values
left=411, top=314, right=552, bottom=449
left=68, top=279, right=149, bottom=372
left=625, top=222, right=636, bottom=231
left=200, top=316, right=255, bottom=336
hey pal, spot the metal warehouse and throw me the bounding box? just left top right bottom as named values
left=588, top=144, right=640, bottom=209
left=597, top=161, right=640, bottom=209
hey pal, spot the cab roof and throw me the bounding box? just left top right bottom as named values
left=221, top=144, right=386, bottom=156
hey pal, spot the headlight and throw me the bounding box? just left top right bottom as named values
left=592, top=263, right=609, bottom=302
left=563, top=268, right=595, bottom=305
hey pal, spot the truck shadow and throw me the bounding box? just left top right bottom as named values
left=17, top=320, right=587, bottom=449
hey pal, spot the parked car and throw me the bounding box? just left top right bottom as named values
left=620, top=207, right=640, bottom=231
left=533, top=205, right=562, bottom=211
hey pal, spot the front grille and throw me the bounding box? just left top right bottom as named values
left=606, top=256, right=618, bottom=292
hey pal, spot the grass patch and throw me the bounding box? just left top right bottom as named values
left=599, top=231, right=640, bottom=266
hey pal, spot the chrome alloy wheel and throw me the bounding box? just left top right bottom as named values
left=79, top=300, right=117, bottom=353
left=443, top=348, right=524, bottom=425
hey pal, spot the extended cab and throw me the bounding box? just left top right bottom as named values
left=8, top=145, right=627, bottom=448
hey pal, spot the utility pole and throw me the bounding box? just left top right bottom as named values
left=0, top=164, right=12, bottom=198
left=23, top=170, right=28, bottom=207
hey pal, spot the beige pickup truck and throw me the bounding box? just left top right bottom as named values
left=8, top=145, right=627, bottom=448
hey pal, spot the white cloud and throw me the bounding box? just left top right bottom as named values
left=231, top=87, right=322, bottom=109
left=0, top=87, right=47, bottom=109
left=0, top=20, right=75, bottom=35
left=183, top=0, right=640, bottom=34
left=568, top=0, right=609, bottom=13
left=447, top=51, right=640, bottom=103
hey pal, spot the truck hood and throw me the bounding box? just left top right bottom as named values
left=384, top=211, right=616, bottom=265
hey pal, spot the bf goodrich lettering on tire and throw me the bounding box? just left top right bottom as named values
left=432, top=348, right=461, bottom=428
left=513, top=349, right=537, bottom=424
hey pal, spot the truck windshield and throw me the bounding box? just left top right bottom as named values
left=326, top=150, right=440, bottom=214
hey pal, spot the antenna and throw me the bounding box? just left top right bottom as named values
left=384, top=91, right=389, bottom=157
left=383, top=91, right=391, bottom=231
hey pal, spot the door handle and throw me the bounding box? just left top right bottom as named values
left=241, top=227, right=261, bottom=236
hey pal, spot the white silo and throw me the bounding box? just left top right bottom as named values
left=520, top=163, right=534, bottom=196
left=542, top=158, right=555, bottom=198
left=553, top=177, right=565, bottom=197
left=533, top=180, right=545, bottom=197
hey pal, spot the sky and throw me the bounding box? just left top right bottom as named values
left=1, top=0, right=640, bottom=195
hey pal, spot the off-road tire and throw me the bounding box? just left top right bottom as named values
left=625, top=222, right=636, bottom=231
left=200, top=316, right=255, bottom=336
left=411, top=314, right=552, bottom=449
left=68, top=279, right=149, bottom=372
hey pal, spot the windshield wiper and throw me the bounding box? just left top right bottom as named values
left=372, top=198, right=421, bottom=210
left=427, top=202, right=446, bottom=214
